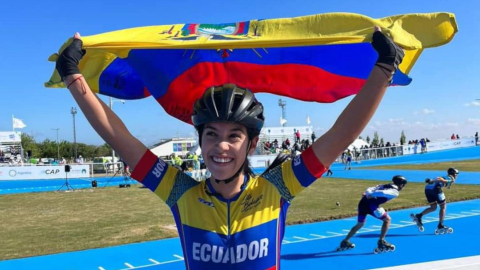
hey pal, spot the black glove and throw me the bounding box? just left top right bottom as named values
left=371, top=31, right=405, bottom=72
left=55, top=39, right=86, bottom=80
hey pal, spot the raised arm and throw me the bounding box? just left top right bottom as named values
left=312, top=27, right=404, bottom=167
left=56, top=33, right=147, bottom=169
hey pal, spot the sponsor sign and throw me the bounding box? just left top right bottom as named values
left=0, top=132, right=21, bottom=143
left=0, top=165, right=90, bottom=180
left=403, top=138, right=476, bottom=155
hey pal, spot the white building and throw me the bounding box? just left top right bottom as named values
left=149, top=137, right=197, bottom=158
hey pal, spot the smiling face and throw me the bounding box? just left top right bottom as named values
left=201, top=122, right=258, bottom=181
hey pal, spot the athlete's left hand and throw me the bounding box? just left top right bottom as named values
left=371, top=27, right=405, bottom=72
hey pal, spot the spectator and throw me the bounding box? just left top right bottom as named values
left=420, top=138, right=426, bottom=154
left=193, top=154, right=200, bottom=170
left=475, top=132, right=478, bottom=146
left=456, top=134, right=460, bottom=139
left=295, top=130, right=301, bottom=143
left=311, top=132, right=316, bottom=142
left=281, top=140, right=288, bottom=150
left=264, top=141, right=271, bottom=152
left=451, top=134, right=456, bottom=140
left=273, top=139, right=279, bottom=149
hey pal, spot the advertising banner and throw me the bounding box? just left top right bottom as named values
left=0, top=165, right=90, bottom=180
left=403, top=137, right=476, bottom=155
left=0, top=132, right=22, bottom=143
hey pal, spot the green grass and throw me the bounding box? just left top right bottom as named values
left=1, top=179, right=480, bottom=261
left=359, top=159, right=480, bottom=171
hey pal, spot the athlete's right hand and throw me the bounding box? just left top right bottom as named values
left=56, top=32, right=86, bottom=81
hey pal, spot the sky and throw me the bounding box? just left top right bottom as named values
left=1, top=0, right=479, bottom=146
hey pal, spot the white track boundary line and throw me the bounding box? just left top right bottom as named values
left=281, top=211, right=480, bottom=245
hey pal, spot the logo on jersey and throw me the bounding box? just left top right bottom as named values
left=293, top=156, right=301, bottom=166
left=240, top=193, right=263, bottom=212
left=198, top=198, right=215, bottom=208
left=152, top=160, right=167, bottom=178
left=192, top=238, right=269, bottom=264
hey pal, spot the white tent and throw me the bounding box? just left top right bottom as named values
left=348, top=138, right=369, bottom=150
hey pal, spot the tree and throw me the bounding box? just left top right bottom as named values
left=400, top=130, right=406, bottom=145
left=372, top=131, right=380, bottom=146
left=358, top=136, right=363, bottom=140
left=21, top=133, right=40, bottom=158
left=380, top=138, right=384, bottom=145
left=39, top=139, right=57, bottom=158
left=59, top=140, right=73, bottom=159
left=366, top=136, right=371, bottom=144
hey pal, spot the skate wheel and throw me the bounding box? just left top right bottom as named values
left=336, top=247, right=342, bottom=252
left=391, top=245, right=396, bottom=251
left=419, top=226, right=424, bottom=232
left=448, top=228, right=453, bottom=234
left=435, top=229, right=439, bottom=235
left=351, top=243, right=356, bottom=248
left=374, top=248, right=379, bottom=254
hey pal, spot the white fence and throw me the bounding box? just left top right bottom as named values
left=402, top=137, right=476, bottom=155
left=0, top=165, right=91, bottom=180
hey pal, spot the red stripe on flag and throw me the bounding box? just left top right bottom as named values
left=236, top=22, right=245, bottom=34
left=157, top=62, right=366, bottom=125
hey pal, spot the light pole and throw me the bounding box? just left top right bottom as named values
left=109, top=97, right=125, bottom=171
left=71, top=107, right=77, bottom=160
left=52, top=128, right=60, bottom=160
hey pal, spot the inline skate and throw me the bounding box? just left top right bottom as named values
left=336, top=239, right=355, bottom=251
left=435, top=224, right=453, bottom=235
left=410, top=213, right=424, bottom=232
left=374, top=239, right=395, bottom=254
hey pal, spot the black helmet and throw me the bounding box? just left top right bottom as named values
left=392, top=175, right=407, bottom=190
left=447, top=168, right=459, bottom=177
left=192, top=84, right=265, bottom=140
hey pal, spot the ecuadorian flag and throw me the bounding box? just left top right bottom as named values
left=46, top=12, right=457, bottom=124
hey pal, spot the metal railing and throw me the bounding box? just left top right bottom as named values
left=336, top=146, right=404, bottom=163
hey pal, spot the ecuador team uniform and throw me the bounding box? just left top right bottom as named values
left=131, top=147, right=326, bottom=270
left=357, top=184, right=400, bottom=222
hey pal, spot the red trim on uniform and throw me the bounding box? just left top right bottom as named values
left=265, top=266, right=277, bottom=270
left=302, top=147, right=327, bottom=178
left=131, top=150, right=158, bottom=183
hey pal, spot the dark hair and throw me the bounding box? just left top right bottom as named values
left=261, top=153, right=292, bottom=176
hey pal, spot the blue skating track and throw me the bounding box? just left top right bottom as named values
left=1, top=147, right=479, bottom=269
